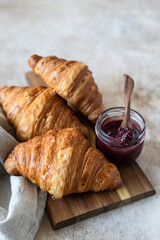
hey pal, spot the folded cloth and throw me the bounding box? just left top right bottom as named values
left=0, top=109, right=47, bottom=240
left=0, top=107, right=16, bottom=137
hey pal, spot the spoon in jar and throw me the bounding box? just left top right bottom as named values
left=120, top=74, right=134, bottom=128
left=117, top=74, right=135, bottom=145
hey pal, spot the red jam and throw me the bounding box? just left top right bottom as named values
left=96, top=119, right=144, bottom=166
left=102, top=120, right=140, bottom=146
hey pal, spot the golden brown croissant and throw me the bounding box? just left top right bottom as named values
left=28, top=54, right=104, bottom=123
left=4, top=128, right=122, bottom=199
left=0, top=86, right=88, bottom=141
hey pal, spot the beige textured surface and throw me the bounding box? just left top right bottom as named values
left=0, top=0, right=160, bottom=239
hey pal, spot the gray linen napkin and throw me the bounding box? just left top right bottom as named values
left=0, top=108, right=47, bottom=240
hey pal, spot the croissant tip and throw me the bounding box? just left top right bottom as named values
left=117, top=178, right=123, bottom=188
left=4, top=154, right=20, bottom=176
left=28, top=54, right=42, bottom=70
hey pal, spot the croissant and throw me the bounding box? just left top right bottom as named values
left=28, top=54, right=104, bottom=123
left=0, top=86, right=88, bottom=141
left=4, top=128, right=122, bottom=199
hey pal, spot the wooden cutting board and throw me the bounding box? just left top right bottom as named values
left=26, top=72, right=156, bottom=230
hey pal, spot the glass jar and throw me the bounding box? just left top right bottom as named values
left=95, top=107, right=146, bottom=166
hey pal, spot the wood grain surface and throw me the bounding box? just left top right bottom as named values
left=26, top=71, right=156, bottom=230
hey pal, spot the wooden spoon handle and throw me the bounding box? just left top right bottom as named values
left=121, top=74, right=134, bottom=128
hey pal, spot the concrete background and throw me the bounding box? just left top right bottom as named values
left=0, top=0, right=160, bottom=239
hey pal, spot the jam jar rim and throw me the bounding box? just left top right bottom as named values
left=95, top=107, right=146, bottom=147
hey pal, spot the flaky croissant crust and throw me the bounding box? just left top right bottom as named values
left=28, top=54, right=105, bottom=123
left=4, top=128, right=122, bottom=199
left=0, top=86, right=88, bottom=141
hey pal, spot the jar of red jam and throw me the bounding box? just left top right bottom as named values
left=95, top=107, right=146, bottom=166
